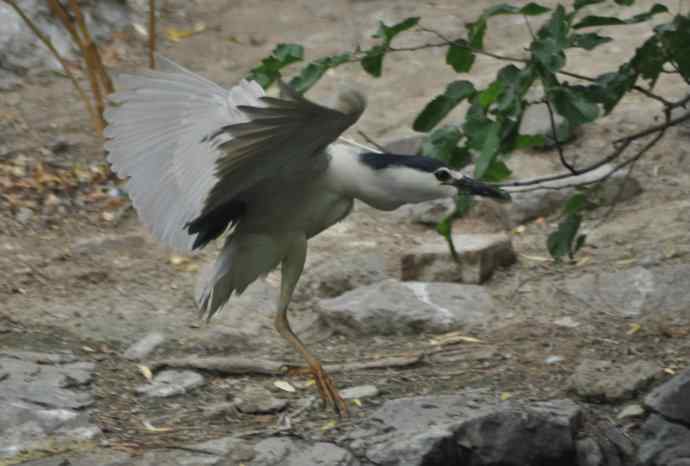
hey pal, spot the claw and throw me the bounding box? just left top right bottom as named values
left=311, top=362, right=348, bottom=417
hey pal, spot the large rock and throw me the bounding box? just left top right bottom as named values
left=401, top=233, right=516, bottom=284
left=639, top=414, right=690, bottom=466
left=351, top=393, right=581, bottom=466
left=0, top=351, right=99, bottom=460
left=135, top=370, right=205, bottom=398
left=565, top=265, right=690, bottom=319
left=569, top=359, right=661, bottom=403
left=0, top=0, right=133, bottom=78
left=252, top=437, right=359, bottom=466
left=318, top=279, right=495, bottom=336
left=645, top=367, right=690, bottom=426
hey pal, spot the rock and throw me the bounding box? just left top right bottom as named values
left=566, top=265, right=690, bottom=318
left=0, top=0, right=133, bottom=78
left=252, top=437, right=359, bottom=466
left=577, top=437, right=605, bottom=466
left=0, top=351, right=98, bottom=460
left=340, top=385, right=379, bottom=400
left=123, top=332, right=166, bottom=361
left=519, top=103, right=573, bottom=149
left=617, top=404, right=646, bottom=420
left=15, top=206, right=33, bottom=224
left=302, top=249, right=389, bottom=299
left=639, top=414, right=690, bottom=466
left=135, top=370, right=205, bottom=398
left=393, top=198, right=455, bottom=226
left=554, top=317, right=580, bottom=328
left=500, top=163, right=641, bottom=227
left=234, top=386, right=288, bottom=414
left=202, top=402, right=238, bottom=420
left=401, top=233, right=516, bottom=284
left=645, top=367, right=690, bottom=426
left=360, top=394, right=581, bottom=466
left=570, top=359, right=660, bottom=403
left=318, top=279, right=495, bottom=336
left=383, top=134, right=425, bottom=155
left=16, top=451, right=132, bottom=466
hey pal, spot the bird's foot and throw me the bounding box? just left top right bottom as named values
left=311, top=362, right=349, bottom=417
left=289, top=363, right=348, bottom=417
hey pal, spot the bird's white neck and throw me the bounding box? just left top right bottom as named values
left=324, top=143, right=456, bottom=211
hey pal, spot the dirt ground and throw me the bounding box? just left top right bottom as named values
left=1, top=0, right=690, bottom=457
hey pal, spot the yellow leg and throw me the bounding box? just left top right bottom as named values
left=275, top=235, right=348, bottom=417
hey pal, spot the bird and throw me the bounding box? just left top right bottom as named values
left=104, top=56, right=511, bottom=416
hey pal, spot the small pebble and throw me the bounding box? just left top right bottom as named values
left=340, top=385, right=379, bottom=400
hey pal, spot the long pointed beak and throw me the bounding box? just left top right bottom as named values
left=449, top=176, right=512, bottom=203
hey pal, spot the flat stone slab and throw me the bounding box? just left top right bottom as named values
left=318, top=278, right=495, bottom=336
left=123, top=332, right=166, bottom=361
left=645, top=366, right=690, bottom=426
left=565, top=265, right=690, bottom=318
left=401, top=233, right=516, bottom=284
left=0, top=351, right=99, bottom=460
left=136, top=370, right=205, bottom=398
left=570, top=359, right=661, bottom=403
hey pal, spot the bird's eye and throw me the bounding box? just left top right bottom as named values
left=434, top=169, right=452, bottom=182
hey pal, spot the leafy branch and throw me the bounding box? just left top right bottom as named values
left=246, top=0, right=689, bottom=260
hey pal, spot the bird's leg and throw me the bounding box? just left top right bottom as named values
left=275, top=236, right=349, bottom=417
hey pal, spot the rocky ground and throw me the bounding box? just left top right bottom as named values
left=1, top=0, right=690, bottom=465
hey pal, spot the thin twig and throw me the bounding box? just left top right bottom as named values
left=148, top=0, right=156, bottom=69
left=357, top=130, right=385, bottom=152
left=1, top=0, right=99, bottom=132
left=544, top=98, right=576, bottom=174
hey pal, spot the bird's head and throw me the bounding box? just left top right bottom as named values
left=432, top=166, right=512, bottom=203
left=352, top=152, right=511, bottom=209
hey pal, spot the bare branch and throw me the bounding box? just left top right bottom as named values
left=543, top=98, right=577, bottom=174
left=1, top=0, right=99, bottom=133
left=148, top=0, right=157, bottom=69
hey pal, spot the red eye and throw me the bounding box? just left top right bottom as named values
left=435, top=169, right=451, bottom=182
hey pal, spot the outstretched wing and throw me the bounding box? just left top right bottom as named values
left=104, top=56, right=365, bottom=251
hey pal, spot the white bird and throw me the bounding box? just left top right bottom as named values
left=104, top=56, right=510, bottom=416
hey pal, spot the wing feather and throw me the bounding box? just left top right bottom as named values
left=105, top=56, right=365, bottom=251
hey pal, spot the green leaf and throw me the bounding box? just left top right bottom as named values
left=631, top=37, right=665, bottom=86
left=550, top=86, right=599, bottom=126
left=581, top=65, right=637, bottom=114
left=373, top=16, right=420, bottom=42
left=289, top=53, right=351, bottom=94
left=657, top=15, right=690, bottom=82
left=481, top=159, right=512, bottom=182
left=574, top=0, right=605, bottom=9
left=495, top=65, right=535, bottom=118
left=413, top=81, right=476, bottom=132
left=515, top=134, right=546, bottom=149
left=614, top=0, right=635, bottom=5
left=446, top=42, right=475, bottom=73
left=520, top=3, right=551, bottom=16
left=574, top=3, right=669, bottom=28
left=467, top=18, right=487, bottom=49
left=361, top=17, right=420, bottom=78
left=474, top=121, right=501, bottom=179
left=421, top=127, right=472, bottom=169
left=454, top=192, right=474, bottom=216
left=478, top=80, right=504, bottom=108
left=247, top=43, right=304, bottom=88
left=563, top=192, right=587, bottom=215
left=361, top=46, right=384, bottom=77
left=569, top=32, right=612, bottom=50
left=531, top=5, right=570, bottom=72
left=547, top=213, right=584, bottom=260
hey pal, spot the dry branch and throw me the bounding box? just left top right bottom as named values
left=1, top=0, right=99, bottom=132
left=148, top=0, right=156, bottom=69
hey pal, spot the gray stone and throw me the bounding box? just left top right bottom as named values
left=15, top=206, right=33, bottom=224
left=577, top=437, right=605, bottom=466
left=0, top=0, right=133, bottom=78
left=639, top=414, right=690, bottom=466
left=318, top=279, right=494, bottom=336
left=135, top=370, right=205, bottom=398
left=123, top=332, right=166, bottom=361
left=570, top=359, right=660, bottom=402
left=519, top=103, right=573, bottom=149
left=234, top=386, right=288, bottom=414
left=340, top=385, right=379, bottom=400
left=362, top=395, right=581, bottom=466
left=617, top=404, right=646, bottom=420
left=302, top=250, right=388, bottom=299
left=252, top=437, right=359, bottom=466
left=16, top=451, right=132, bottom=466
left=566, top=265, right=690, bottom=318
left=401, top=233, right=516, bottom=284
left=645, top=367, right=690, bottom=426
left=393, top=198, right=455, bottom=226
left=0, top=352, right=98, bottom=460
